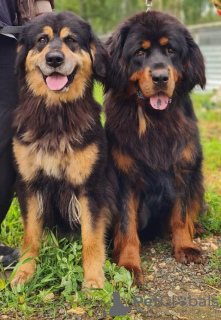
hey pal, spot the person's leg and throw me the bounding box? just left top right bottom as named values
left=0, top=35, right=18, bottom=265
left=0, top=146, right=16, bottom=225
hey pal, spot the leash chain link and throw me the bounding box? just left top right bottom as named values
left=146, top=0, right=152, bottom=12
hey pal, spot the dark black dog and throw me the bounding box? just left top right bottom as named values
left=105, top=11, right=206, bottom=286
left=11, top=11, right=110, bottom=288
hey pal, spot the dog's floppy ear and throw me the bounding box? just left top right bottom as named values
left=90, top=34, right=108, bottom=83
left=105, top=24, right=131, bottom=93
left=15, top=28, right=29, bottom=79
left=183, top=30, right=206, bottom=91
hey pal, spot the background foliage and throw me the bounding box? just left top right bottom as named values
left=55, top=0, right=220, bottom=34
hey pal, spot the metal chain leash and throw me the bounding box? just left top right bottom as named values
left=146, top=0, right=152, bottom=12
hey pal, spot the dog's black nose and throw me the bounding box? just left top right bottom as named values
left=152, top=70, right=169, bottom=86
left=46, top=52, right=64, bottom=68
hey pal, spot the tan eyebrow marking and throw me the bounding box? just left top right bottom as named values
left=60, top=27, right=70, bottom=38
left=142, top=40, right=151, bottom=50
left=60, top=27, right=77, bottom=43
left=60, top=27, right=74, bottom=39
left=159, top=37, right=169, bottom=46
left=43, top=26, right=53, bottom=39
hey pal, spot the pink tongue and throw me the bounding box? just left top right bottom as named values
left=150, top=93, right=169, bottom=110
left=46, top=74, right=68, bottom=91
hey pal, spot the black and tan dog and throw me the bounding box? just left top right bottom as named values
left=11, top=11, right=109, bottom=288
left=105, top=11, right=206, bottom=286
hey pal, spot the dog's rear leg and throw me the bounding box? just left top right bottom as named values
left=80, top=196, right=106, bottom=289
left=113, top=191, right=143, bottom=287
left=11, top=194, right=43, bottom=286
left=170, top=198, right=202, bottom=264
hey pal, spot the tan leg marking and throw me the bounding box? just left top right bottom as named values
left=113, top=191, right=143, bottom=287
left=170, top=199, right=202, bottom=264
left=80, top=196, right=106, bottom=289
left=11, top=195, right=43, bottom=286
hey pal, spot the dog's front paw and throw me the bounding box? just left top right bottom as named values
left=11, top=263, right=35, bottom=286
left=83, top=267, right=105, bottom=289
left=83, top=271, right=105, bottom=289
left=132, top=267, right=144, bottom=287
left=82, top=278, right=105, bottom=289
left=120, top=263, right=143, bottom=287
left=175, top=246, right=203, bottom=264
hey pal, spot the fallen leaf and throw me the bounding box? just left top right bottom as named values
left=67, top=307, right=85, bottom=315
left=210, top=243, right=218, bottom=251
left=170, top=311, right=189, bottom=319
left=159, top=262, right=166, bottom=268
left=168, top=290, right=176, bottom=297
left=189, top=289, right=201, bottom=294
left=44, top=293, right=55, bottom=301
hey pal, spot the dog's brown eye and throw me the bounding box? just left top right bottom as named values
left=66, top=37, right=75, bottom=44
left=168, top=48, right=174, bottom=54
left=38, top=37, right=47, bottom=44
left=136, top=50, right=145, bottom=56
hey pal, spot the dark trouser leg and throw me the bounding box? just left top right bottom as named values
left=0, top=35, right=18, bottom=228
left=0, top=145, right=16, bottom=226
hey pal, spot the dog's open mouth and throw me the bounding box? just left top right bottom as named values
left=136, top=85, right=170, bottom=110
left=43, top=68, right=77, bottom=92
left=149, top=92, right=170, bottom=110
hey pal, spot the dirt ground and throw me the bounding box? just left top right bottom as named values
left=133, top=236, right=221, bottom=320
left=1, top=236, right=220, bottom=320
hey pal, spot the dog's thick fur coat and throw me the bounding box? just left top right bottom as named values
left=105, top=11, right=206, bottom=286
left=12, top=11, right=110, bottom=288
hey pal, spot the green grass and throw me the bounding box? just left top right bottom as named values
left=0, top=199, right=23, bottom=248
left=209, top=248, right=221, bottom=271
left=0, top=233, right=136, bottom=318
left=204, top=248, right=221, bottom=296
left=93, top=82, right=104, bottom=105
left=204, top=273, right=220, bottom=286
left=0, top=87, right=220, bottom=319
left=199, top=192, right=221, bottom=235
left=93, top=82, right=106, bottom=125
left=192, top=93, right=221, bottom=236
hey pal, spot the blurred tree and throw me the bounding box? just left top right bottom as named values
left=55, top=0, right=220, bottom=34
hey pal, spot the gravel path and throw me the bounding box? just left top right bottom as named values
left=1, top=236, right=220, bottom=320
left=132, top=235, right=221, bottom=320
